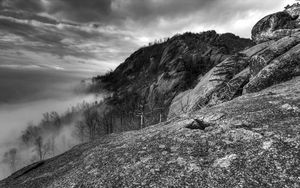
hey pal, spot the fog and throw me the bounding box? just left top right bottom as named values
left=0, top=67, right=101, bottom=179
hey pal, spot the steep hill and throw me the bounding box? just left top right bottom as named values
left=1, top=4, right=300, bottom=188
left=94, top=31, right=253, bottom=127
left=1, top=76, right=300, bottom=187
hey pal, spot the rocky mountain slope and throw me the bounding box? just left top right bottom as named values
left=169, top=4, right=300, bottom=118
left=1, top=4, right=300, bottom=188
left=95, top=31, right=253, bottom=125
left=1, top=76, right=300, bottom=188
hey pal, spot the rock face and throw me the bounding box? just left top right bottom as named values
left=252, top=4, right=300, bottom=44
left=168, top=4, right=300, bottom=119
left=1, top=76, right=300, bottom=188
left=168, top=42, right=270, bottom=117
left=2, top=4, right=300, bottom=188
left=251, top=11, right=299, bottom=44
left=97, top=31, right=253, bottom=122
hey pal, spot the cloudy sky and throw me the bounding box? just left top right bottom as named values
left=0, top=0, right=296, bottom=179
left=0, top=0, right=295, bottom=73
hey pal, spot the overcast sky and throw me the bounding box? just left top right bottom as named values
left=0, top=0, right=297, bottom=180
left=0, top=0, right=295, bottom=73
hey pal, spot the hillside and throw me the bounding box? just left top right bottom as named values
left=1, top=76, right=300, bottom=187
left=92, top=31, right=253, bottom=128
left=1, top=4, right=300, bottom=188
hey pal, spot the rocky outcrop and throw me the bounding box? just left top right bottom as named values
left=169, top=5, right=300, bottom=119
left=168, top=41, right=272, bottom=118
left=251, top=4, right=300, bottom=44
left=244, top=36, right=300, bottom=93
left=97, top=31, right=253, bottom=122
left=1, top=76, right=300, bottom=188
left=251, top=11, right=299, bottom=44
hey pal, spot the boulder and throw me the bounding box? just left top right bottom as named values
left=251, top=11, right=300, bottom=44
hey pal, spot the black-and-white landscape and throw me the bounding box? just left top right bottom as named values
left=0, top=0, right=300, bottom=187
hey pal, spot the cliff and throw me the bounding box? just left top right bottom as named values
left=168, top=4, right=300, bottom=118
left=1, top=4, right=300, bottom=188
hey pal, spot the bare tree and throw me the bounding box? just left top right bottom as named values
left=83, top=108, right=100, bottom=141
left=115, top=103, right=125, bottom=129
left=108, top=112, right=114, bottom=134
left=21, top=124, right=50, bottom=161
left=22, top=123, right=40, bottom=145
left=135, top=98, right=146, bottom=129
left=49, top=111, right=61, bottom=156
left=35, top=136, right=50, bottom=161
left=74, top=121, right=88, bottom=143
left=3, top=148, right=18, bottom=173
left=102, top=112, right=112, bottom=134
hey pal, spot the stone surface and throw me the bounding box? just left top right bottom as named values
left=249, top=35, right=300, bottom=78
left=244, top=41, right=300, bottom=93
left=169, top=26, right=300, bottom=118
left=1, top=76, right=300, bottom=188
left=208, top=67, right=250, bottom=106
left=251, top=11, right=300, bottom=44
left=168, top=41, right=272, bottom=118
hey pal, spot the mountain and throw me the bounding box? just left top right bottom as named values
left=1, top=4, right=300, bottom=188
left=92, top=30, right=253, bottom=129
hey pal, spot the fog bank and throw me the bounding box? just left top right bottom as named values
left=0, top=67, right=101, bottom=179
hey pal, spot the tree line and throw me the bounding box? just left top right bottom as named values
left=2, top=94, right=167, bottom=175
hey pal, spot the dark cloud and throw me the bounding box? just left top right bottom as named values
left=0, top=0, right=294, bottom=29
left=0, top=0, right=294, bottom=26
left=0, top=9, right=140, bottom=73
left=0, top=9, right=58, bottom=24
left=106, top=0, right=291, bottom=30
left=0, top=0, right=295, bottom=74
left=0, top=0, right=44, bottom=12
left=0, top=0, right=237, bottom=24
left=111, top=0, right=216, bottom=22
left=48, top=0, right=113, bottom=22
left=0, top=0, right=114, bottom=23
